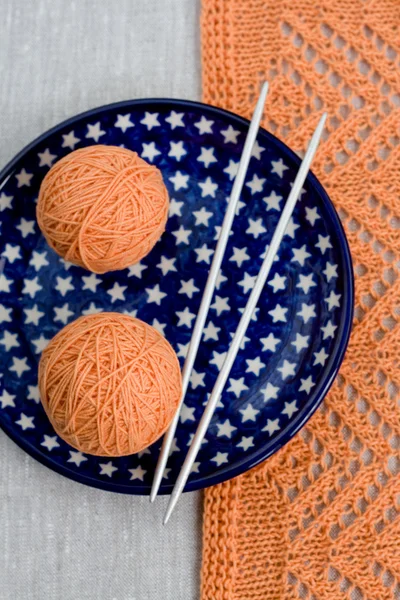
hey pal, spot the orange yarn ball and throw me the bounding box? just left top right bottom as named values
left=38, top=312, right=182, bottom=456
left=37, top=145, right=169, bottom=274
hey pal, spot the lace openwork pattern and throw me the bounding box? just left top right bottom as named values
left=201, top=1, right=400, bottom=598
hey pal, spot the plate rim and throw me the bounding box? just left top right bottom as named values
left=0, top=97, right=354, bottom=495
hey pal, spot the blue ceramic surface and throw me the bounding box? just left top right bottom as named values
left=0, top=99, right=353, bottom=494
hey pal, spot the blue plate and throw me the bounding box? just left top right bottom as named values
left=0, top=99, right=353, bottom=494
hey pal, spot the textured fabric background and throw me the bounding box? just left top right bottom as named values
left=0, top=1, right=202, bottom=599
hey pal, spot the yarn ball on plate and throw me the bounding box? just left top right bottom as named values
left=37, top=145, right=169, bottom=274
left=38, top=312, right=182, bottom=456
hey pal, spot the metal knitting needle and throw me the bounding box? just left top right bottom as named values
left=163, top=113, right=327, bottom=524
left=150, top=82, right=270, bottom=502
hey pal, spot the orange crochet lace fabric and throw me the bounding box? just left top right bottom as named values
left=201, top=2, right=400, bottom=599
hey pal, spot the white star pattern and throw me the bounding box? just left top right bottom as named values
left=146, top=284, right=166, bottom=305
left=260, top=333, right=280, bottom=352
left=165, top=111, right=185, bottom=129
left=15, top=169, right=33, bottom=187
left=271, top=158, right=289, bottom=177
left=140, top=112, right=160, bottom=130
left=168, top=141, right=187, bottom=161
left=38, top=148, right=57, bottom=167
left=99, top=462, right=118, bottom=477
left=16, top=413, right=35, bottom=430
left=198, top=176, right=218, bottom=198
left=246, top=174, right=265, bottom=195
left=62, top=130, right=80, bottom=149
left=197, top=147, right=217, bottom=167
left=2, top=244, right=21, bottom=263
left=86, top=122, right=105, bottom=142
left=0, top=108, right=345, bottom=490
left=129, top=466, right=147, bottom=481
left=114, top=113, right=134, bottom=132
left=141, top=142, right=161, bottom=162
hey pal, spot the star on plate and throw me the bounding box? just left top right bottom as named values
left=263, top=190, right=282, bottom=211
left=326, top=291, right=341, bottom=310
left=168, top=141, right=187, bottom=161
left=246, top=218, right=267, bottom=238
left=210, top=350, right=227, bottom=370
left=16, top=218, right=35, bottom=238
left=62, top=130, right=80, bottom=150
left=114, top=113, right=134, bottom=132
left=180, top=404, right=196, bottom=423
left=305, top=206, right=320, bottom=226
left=271, top=158, right=289, bottom=177
left=238, top=272, right=256, bottom=294
left=194, top=116, right=214, bottom=134
left=239, top=403, right=260, bottom=422
left=169, top=198, right=183, bottom=217
left=157, top=256, right=177, bottom=276
left=0, top=389, right=15, bottom=409
left=129, top=465, right=147, bottom=481
left=54, top=303, right=74, bottom=325
left=151, top=318, right=166, bottom=336
left=263, top=418, right=281, bottom=436
left=268, top=272, right=286, bottom=293
left=0, top=192, right=13, bottom=211
left=140, top=112, right=160, bottom=130
left=210, top=295, right=230, bottom=316
left=172, top=225, right=192, bottom=246
left=297, top=273, right=316, bottom=294
left=292, top=333, right=310, bottom=353
left=251, top=140, right=265, bottom=160
left=323, top=262, right=338, bottom=282
left=292, top=245, right=311, bottom=266
left=284, top=218, right=300, bottom=239
left=277, top=360, right=296, bottom=380
left=321, top=320, right=337, bottom=339
left=227, top=377, right=248, bottom=398
left=246, top=174, right=265, bottom=195
left=68, top=451, right=87, bottom=467
left=2, top=244, right=21, bottom=264
left=176, top=306, right=196, bottom=327
left=55, top=276, right=74, bottom=297
left=268, top=303, right=288, bottom=323
left=197, top=147, right=217, bottom=167
left=99, top=461, right=118, bottom=477
left=198, top=176, right=218, bottom=198
left=165, top=111, right=185, bottom=129
left=0, top=331, right=19, bottom=351
left=195, top=243, right=213, bottom=264
left=127, top=262, right=147, bottom=278
left=146, top=284, right=166, bottom=305
left=41, top=435, right=60, bottom=451
left=316, top=234, right=332, bottom=254
left=22, top=276, right=42, bottom=299
left=107, top=282, right=127, bottom=303
left=27, top=385, right=40, bottom=403
left=29, top=251, right=49, bottom=271
left=32, top=335, right=50, bottom=353
left=82, top=272, right=101, bottom=292
left=223, top=160, right=239, bottom=180
left=221, top=125, right=240, bottom=144
left=0, top=304, right=12, bottom=323
left=246, top=356, right=265, bottom=376
left=237, top=436, right=254, bottom=451
left=299, top=376, right=315, bottom=394
left=193, top=206, right=213, bottom=226
left=190, top=369, right=206, bottom=389
left=297, top=303, right=316, bottom=324
left=82, top=302, right=103, bottom=315
left=169, top=171, right=189, bottom=191
left=177, top=342, right=189, bottom=358
left=314, top=348, right=329, bottom=366
left=282, top=400, right=298, bottom=419
left=24, top=304, right=44, bottom=325
left=141, top=142, right=161, bottom=162
left=261, top=382, right=280, bottom=402
left=203, top=321, right=220, bottom=341
left=38, top=148, right=57, bottom=167
left=16, top=413, right=35, bottom=430
left=216, top=419, right=237, bottom=438
left=260, top=333, right=280, bottom=352
left=86, top=122, right=105, bottom=142
left=15, top=169, right=33, bottom=187
left=211, top=452, right=229, bottom=466
left=179, top=278, right=199, bottom=298
left=0, top=274, right=12, bottom=293
left=229, top=246, right=250, bottom=268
